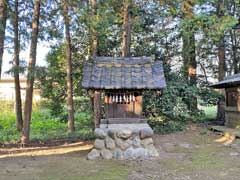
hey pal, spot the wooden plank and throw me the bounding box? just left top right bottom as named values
left=101, top=118, right=147, bottom=124
left=94, top=90, right=101, bottom=128
left=135, top=96, right=142, bottom=117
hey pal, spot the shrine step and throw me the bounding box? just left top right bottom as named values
left=101, top=118, right=147, bottom=124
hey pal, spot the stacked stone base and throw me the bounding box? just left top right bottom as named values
left=87, top=125, right=159, bottom=160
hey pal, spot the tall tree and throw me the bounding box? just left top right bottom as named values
left=182, top=0, right=196, bottom=84
left=21, top=0, right=41, bottom=144
left=63, top=0, right=74, bottom=132
left=122, top=0, right=131, bottom=57
left=12, top=0, right=23, bottom=131
left=216, top=0, right=228, bottom=80
left=0, top=0, right=7, bottom=78
left=90, top=0, right=97, bottom=58
left=216, top=0, right=226, bottom=123
left=181, top=0, right=197, bottom=110
left=90, top=0, right=101, bottom=129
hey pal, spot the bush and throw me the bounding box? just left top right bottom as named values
left=198, top=87, right=224, bottom=106
left=143, top=72, right=214, bottom=134
left=148, top=117, right=185, bottom=134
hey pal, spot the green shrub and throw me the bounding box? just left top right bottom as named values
left=198, top=87, right=224, bottom=106
left=148, top=117, right=185, bottom=134
left=143, top=72, right=212, bottom=134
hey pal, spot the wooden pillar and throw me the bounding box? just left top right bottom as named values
left=94, top=90, right=101, bottom=128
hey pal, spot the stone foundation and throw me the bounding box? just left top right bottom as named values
left=87, top=124, right=159, bottom=160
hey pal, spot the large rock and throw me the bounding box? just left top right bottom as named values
left=140, top=128, right=153, bottom=139
left=131, top=129, right=140, bottom=137
left=113, top=148, right=124, bottom=160
left=124, top=147, right=134, bottom=159
left=101, top=149, right=113, bottom=160
left=133, top=148, right=146, bottom=159
left=141, top=138, right=153, bottom=148
left=105, top=136, right=115, bottom=150
left=132, top=136, right=141, bottom=148
left=94, top=128, right=107, bottom=139
left=117, top=129, right=132, bottom=139
left=146, top=144, right=159, bottom=157
left=108, top=129, right=117, bottom=139
left=116, top=138, right=132, bottom=150
left=87, top=149, right=100, bottom=160
left=94, top=139, right=105, bottom=150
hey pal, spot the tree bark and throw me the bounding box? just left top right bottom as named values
left=216, top=0, right=226, bottom=123
left=182, top=32, right=197, bottom=84
left=89, top=0, right=101, bottom=129
left=63, top=1, right=75, bottom=132
left=182, top=0, right=197, bottom=111
left=90, top=0, right=97, bottom=59
left=0, top=0, right=7, bottom=78
left=230, top=30, right=238, bottom=74
left=218, top=38, right=226, bottom=81
left=122, top=0, right=131, bottom=57
left=21, top=0, right=40, bottom=144
left=94, top=90, right=101, bottom=128
left=13, top=0, right=23, bottom=132
left=182, top=0, right=197, bottom=84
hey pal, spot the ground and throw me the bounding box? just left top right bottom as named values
left=1, top=124, right=240, bottom=180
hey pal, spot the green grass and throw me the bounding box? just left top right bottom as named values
left=202, top=105, right=217, bottom=120
left=0, top=112, right=20, bottom=143
left=0, top=108, right=94, bottom=144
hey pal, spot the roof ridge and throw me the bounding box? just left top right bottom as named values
left=224, top=73, right=240, bottom=80
left=94, top=56, right=154, bottom=65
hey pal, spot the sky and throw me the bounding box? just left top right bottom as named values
left=1, top=42, right=50, bottom=79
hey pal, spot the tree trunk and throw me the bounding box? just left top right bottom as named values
left=90, top=0, right=97, bottom=59
left=230, top=30, right=238, bottom=74
left=182, top=33, right=197, bottom=85
left=182, top=0, right=197, bottom=84
left=0, top=0, right=7, bottom=78
left=216, top=37, right=226, bottom=123
left=122, top=0, right=131, bottom=57
left=94, top=90, right=101, bottom=128
left=216, top=0, right=226, bottom=124
left=63, top=1, right=75, bottom=132
left=90, top=0, right=100, bottom=129
left=13, top=0, right=23, bottom=132
left=218, top=38, right=226, bottom=81
left=21, top=0, right=40, bottom=145
left=182, top=0, right=197, bottom=111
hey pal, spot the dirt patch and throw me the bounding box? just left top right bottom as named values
left=0, top=141, right=92, bottom=157
left=0, top=138, right=90, bottom=149
left=1, top=124, right=240, bottom=180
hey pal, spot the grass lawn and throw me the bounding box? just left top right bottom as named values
left=200, top=105, right=217, bottom=121
left=203, top=106, right=217, bottom=120
left=0, top=108, right=94, bottom=144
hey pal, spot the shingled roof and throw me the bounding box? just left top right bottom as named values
left=210, top=73, right=240, bottom=89
left=82, top=56, right=166, bottom=89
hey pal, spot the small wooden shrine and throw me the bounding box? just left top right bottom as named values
left=82, top=56, right=166, bottom=127
left=211, top=74, right=240, bottom=128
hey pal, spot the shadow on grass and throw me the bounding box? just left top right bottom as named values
left=0, top=141, right=93, bottom=159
